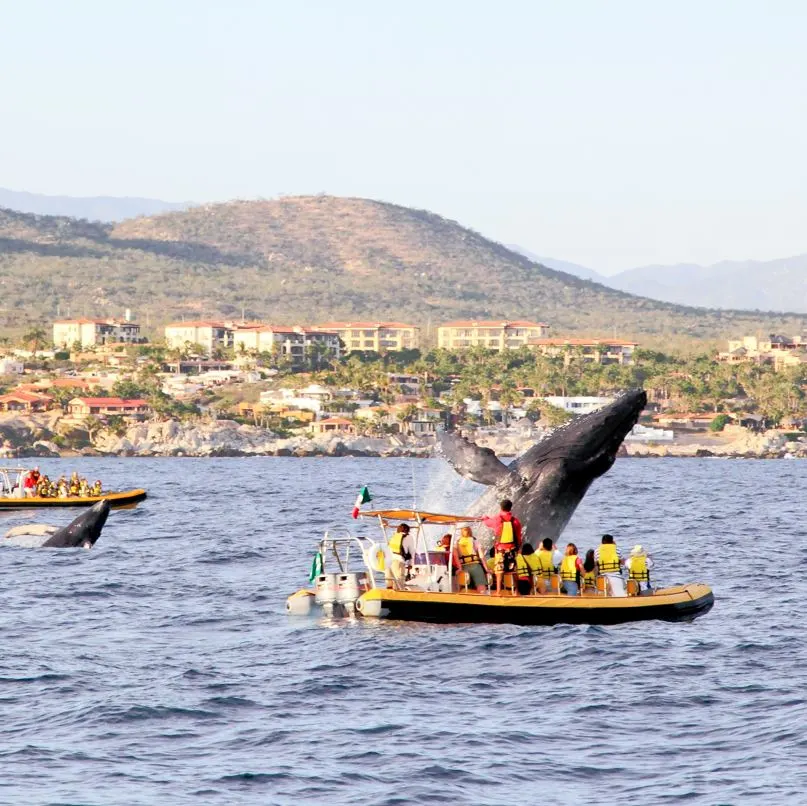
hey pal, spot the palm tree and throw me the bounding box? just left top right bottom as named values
left=22, top=326, right=48, bottom=355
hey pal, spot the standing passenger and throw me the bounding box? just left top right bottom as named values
left=483, top=499, right=522, bottom=597
left=385, top=523, right=413, bottom=590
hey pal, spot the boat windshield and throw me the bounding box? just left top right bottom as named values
left=0, top=467, right=28, bottom=498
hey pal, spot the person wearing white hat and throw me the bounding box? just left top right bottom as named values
left=626, top=545, right=654, bottom=595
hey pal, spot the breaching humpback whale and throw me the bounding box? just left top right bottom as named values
left=3, top=500, right=111, bottom=548
left=438, top=389, right=647, bottom=545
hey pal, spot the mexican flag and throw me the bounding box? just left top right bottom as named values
left=352, top=486, right=372, bottom=519
left=309, top=551, right=324, bottom=582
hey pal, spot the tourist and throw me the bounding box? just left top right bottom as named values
left=516, top=544, right=541, bottom=594
left=559, top=543, right=583, bottom=596
left=581, top=549, right=597, bottom=593
left=385, top=523, right=413, bottom=590
left=595, top=534, right=625, bottom=596
left=483, top=499, right=522, bottom=596
left=90, top=479, right=103, bottom=497
left=626, top=545, right=654, bottom=595
left=533, top=537, right=557, bottom=593
left=23, top=470, right=37, bottom=498
left=69, top=471, right=81, bottom=497
left=453, top=526, right=488, bottom=593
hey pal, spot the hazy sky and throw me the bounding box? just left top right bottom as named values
left=2, top=0, right=805, bottom=273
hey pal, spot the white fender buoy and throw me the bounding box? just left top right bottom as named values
left=286, top=591, right=314, bottom=616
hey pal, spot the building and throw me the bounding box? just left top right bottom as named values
left=717, top=334, right=807, bottom=368
left=529, top=338, right=637, bottom=365
left=310, top=417, right=356, bottom=436
left=233, top=326, right=341, bottom=366
left=53, top=318, right=143, bottom=348
left=314, top=322, right=420, bottom=352
left=0, top=392, right=53, bottom=412
left=67, top=397, right=151, bottom=418
left=437, top=321, right=549, bottom=351
left=542, top=396, right=615, bottom=414
left=164, top=321, right=236, bottom=354
left=0, top=358, right=24, bottom=375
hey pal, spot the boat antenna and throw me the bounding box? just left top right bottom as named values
left=411, top=460, right=417, bottom=511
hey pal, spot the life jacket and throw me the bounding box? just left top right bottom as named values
left=628, top=555, right=649, bottom=581
left=523, top=553, right=541, bottom=575
left=582, top=566, right=596, bottom=586
left=457, top=535, right=480, bottom=564
left=486, top=556, right=496, bottom=572
left=388, top=530, right=411, bottom=560
left=499, top=515, right=515, bottom=546
left=516, top=554, right=529, bottom=580
left=560, top=554, right=579, bottom=582
left=535, top=549, right=555, bottom=579
left=598, top=543, right=621, bottom=573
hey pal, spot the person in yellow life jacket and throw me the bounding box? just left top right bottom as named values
left=385, top=523, right=414, bottom=590
left=483, top=499, right=522, bottom=596
left=580, top=548, right=597, bottom=593
left=531, top=537, right=557, bottom=593
left=90, top=480, right=103, bottom=497
left=560, top=543, right=583, bottom=596
left=626, top=544, right=654, bottom=594
left=516, top=544, right=541, bottom=594
left=595, top=534, right=625, bottom=596
left=452, top=526, right=488, bottom=593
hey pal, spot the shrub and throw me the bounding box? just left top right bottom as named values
left=709, top=414, right=730, bottom=432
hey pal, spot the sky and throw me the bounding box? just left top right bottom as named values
left=1, top=0, right=806, bottom=273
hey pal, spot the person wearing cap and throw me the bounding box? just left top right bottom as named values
left=626, top=545, right=654, bottom=595
left=595, top=534, right=625, bottom=596
left=385, top=523, right=414, bottom=590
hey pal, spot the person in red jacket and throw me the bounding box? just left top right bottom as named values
left=483, top=499, right=522, bottom=596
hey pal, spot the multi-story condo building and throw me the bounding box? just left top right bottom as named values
left=314, top=322, right=420, bottom=352
left=528, top=337, right=638, bottom=365
left=233, top=325, right=341, bottom=366
left=437, top=320, right=550, bottom=351
left=53, top=318, right=143, bottom=348
left=164, top=321, right=235, bottom=354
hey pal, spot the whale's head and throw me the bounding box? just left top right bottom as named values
left=42, top=500, right=111, bottom=548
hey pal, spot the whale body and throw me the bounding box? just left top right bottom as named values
left=3, top=500, right=111, bottom=549
left=438, top=390, right=647, bottom=545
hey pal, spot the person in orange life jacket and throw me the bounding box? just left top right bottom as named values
left=625, top=544, right=654, bottom=594
left=452, top=526, right=488, bottom=593
left=385, top=523, right=414, bottom=590
left=595, top=533, right=625, bottom=596
left=559, top=543, right=583, bottom=596
left=482, top=499, right=522, bottom=596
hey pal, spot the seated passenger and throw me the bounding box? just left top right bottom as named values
left=581, top=549, right=597, bottom=593
left=517, top=544, right=541, bottom=594
left=90, top=480, right=103, bottom=497
left=626, top=544, right=654, bottom=595
left=534, top=538, right=557, bottom=593
left=595, top=534, right=625, bottom=596
left=559, top=543, right=583, bottom=596
left=453, top=526, right=488, bottom=593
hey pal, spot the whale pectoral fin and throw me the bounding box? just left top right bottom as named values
left=4, top=524, right=58, bottom=539
left=437, top=431, right=513, bottom=486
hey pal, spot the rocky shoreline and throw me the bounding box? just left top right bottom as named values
left=1, top=412, right=805, bottom=459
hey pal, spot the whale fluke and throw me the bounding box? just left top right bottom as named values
left=437, top=431, right=515, bottom=486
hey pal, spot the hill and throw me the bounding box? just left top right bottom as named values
left=0, top=187, right=189, bottom=222
left=0, top=196, right=805, bottom=342
left=608, top=255, right=807, bottom=312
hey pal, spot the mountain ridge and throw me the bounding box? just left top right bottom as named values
left=1, top=195, right=805, bottom=342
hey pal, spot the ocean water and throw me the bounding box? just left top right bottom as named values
left=1, top=457, right=805, bottom=806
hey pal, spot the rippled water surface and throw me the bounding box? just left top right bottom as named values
left=2, top=457, right=806, bottom=805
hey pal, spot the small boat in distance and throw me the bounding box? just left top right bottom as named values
left=0, top=467, right=147, bottom=510
left=286, top=507, right=714, bottom=626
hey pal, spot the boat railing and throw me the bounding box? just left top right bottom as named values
left=318, top=531, right=378, bottom=589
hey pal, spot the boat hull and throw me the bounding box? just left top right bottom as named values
left=355, top=583, right=714, bottom=626
left=0, top=489, right=147, bottom=510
